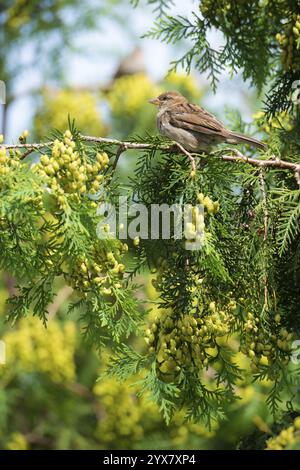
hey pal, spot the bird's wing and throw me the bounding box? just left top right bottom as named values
left=169, top=103, right=228, bottom=136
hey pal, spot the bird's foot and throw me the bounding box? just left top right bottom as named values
left=174, top=142, right=196, bottom=173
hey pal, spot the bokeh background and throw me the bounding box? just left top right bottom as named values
left=0, top=0, right=274, bottom=450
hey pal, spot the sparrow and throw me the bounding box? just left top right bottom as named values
left=149, top=91, right=266, bottom=153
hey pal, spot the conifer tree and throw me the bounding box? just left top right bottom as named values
left=1, top=0, right=300, bottom=449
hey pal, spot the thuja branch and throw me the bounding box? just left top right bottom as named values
left=259, top=169, right=269, bottom=309
left=2, top=135, right=300, bottom=179
left=220, top=148, right=300, bottom=185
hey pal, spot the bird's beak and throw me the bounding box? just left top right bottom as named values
left=148, top=97, right=160, bottom=105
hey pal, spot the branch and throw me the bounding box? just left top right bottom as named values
left=175, top=141, right=196, bottom=172
left=2, top=136, right=300, bottom=180
left=220, top=148, right=300, bottom=185
left=1, top=135, right=164, bottom=152
left=47, top=285, right=73, bottom=321
left=259, top=169, right=269, bottom=309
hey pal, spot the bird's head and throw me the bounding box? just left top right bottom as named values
left=149, top=91, right=187, bottom=109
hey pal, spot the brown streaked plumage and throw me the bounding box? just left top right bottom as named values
left=149, top=91, right=267, bottom=153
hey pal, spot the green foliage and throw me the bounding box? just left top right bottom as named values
left=1, top=304, right=277, bottom=450
left=1, top=0, right=300, bottom=451
left=104, top=136, right=299, bottom=424
left=0, top=126, right=141, bottom=346
left=131, top=0, right=174, bottom=18
left=2, top=121, right=300, bottom=428
left=146, top=13, right=223, bottom=91
left=273, top=188, right=300, bottom=255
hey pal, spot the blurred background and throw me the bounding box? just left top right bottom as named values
left=0, top=0, right=271, bottom=450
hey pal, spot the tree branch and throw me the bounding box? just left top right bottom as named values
left=259, top=169, right=269, bottom=309
left=2, top=136, right=300, bottom=180
left=220, top=148, right=300, bottom=184
left=47, top=285, right=73, bottom=321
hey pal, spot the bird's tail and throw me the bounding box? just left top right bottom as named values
left=226, top=131, right=267, bottom=151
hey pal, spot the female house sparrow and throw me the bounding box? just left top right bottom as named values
left=149, top=91, right=266, bottom=153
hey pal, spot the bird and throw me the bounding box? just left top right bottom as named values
left=149, top=91, right=267, bottom=153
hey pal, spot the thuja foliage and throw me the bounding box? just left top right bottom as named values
left=1, top=123, right=300, bottom=426
left=1, top=1, right=300, bottom=434
left=105, top=0, right=300, bottom=428
left=266, top=416, right=300, bottom=449
left=106, top=132, right=299, bottom=424
left=0, top=125, right=141, bottom=347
